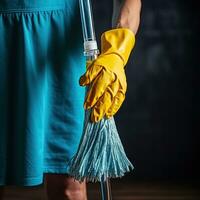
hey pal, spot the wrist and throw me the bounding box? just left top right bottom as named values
left=116, top=20, right=134, bottom=34
left=116, top=0, right=141, bottom=35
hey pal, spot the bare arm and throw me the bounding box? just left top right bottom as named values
left=116, top=0, right=142, bottom=35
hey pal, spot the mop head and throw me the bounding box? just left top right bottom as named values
left=67, top=108, right=134, bottom=183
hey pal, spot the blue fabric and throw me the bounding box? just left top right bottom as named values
left=0, top=0, right=86, bottom=186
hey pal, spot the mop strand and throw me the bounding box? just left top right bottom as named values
left=67, top=100, right=134, bottom=183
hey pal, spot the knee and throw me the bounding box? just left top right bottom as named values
left=64, top=187, right=86, bottom=200
left=44, top=174, right=87, bottom=200
left=63, top=178, right=87, bottom=200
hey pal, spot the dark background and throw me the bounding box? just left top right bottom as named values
left=92, top=0, right=200, bottom=182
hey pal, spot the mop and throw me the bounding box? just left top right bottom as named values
left=68, top=0, right=134, bottom=199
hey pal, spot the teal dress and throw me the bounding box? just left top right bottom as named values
left=0, top=0, right=86, bottom=186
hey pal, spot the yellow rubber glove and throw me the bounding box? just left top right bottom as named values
left=79, top=28, right=135, bottom=122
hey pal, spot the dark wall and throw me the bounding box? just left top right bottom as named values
left=92, top=0, right=200, bottom=181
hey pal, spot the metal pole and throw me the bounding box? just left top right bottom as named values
left=79, top=1, right=113, bottom=199
left=100, top=178, right=112, bottom=200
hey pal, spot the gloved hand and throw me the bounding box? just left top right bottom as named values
left=79, top=28, right=135, bottom=122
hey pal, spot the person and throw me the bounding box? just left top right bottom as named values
left=0, top=0, right=141, bottom=199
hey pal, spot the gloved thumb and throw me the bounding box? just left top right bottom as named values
left=79, top=61, right=103, bottom=86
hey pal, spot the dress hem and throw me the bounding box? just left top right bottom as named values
left=0, top=166, right=71, bottom=186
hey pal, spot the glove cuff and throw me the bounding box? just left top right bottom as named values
left=100, top=28, right=135, bottom=66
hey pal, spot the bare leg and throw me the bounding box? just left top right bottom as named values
left=0, top=186, right=4, bottom=200
left=44, top=174, right=87, bottom=200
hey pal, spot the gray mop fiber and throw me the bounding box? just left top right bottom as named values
left=67, top=106, right=134, bottom=183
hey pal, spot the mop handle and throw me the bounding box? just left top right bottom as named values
left=100, top=178, right=113, bottom=200
left=79, top=1, right=112, bottom=200
left=79, top=0, right=99, bottom=57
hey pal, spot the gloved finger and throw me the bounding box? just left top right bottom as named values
left=105, top=89, right=125, bottom=118
left=90, top=81, right=119, bottom=122
left=84, top=69, right=116, bottom=109
left=79, top=62, right=103, bottom=86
